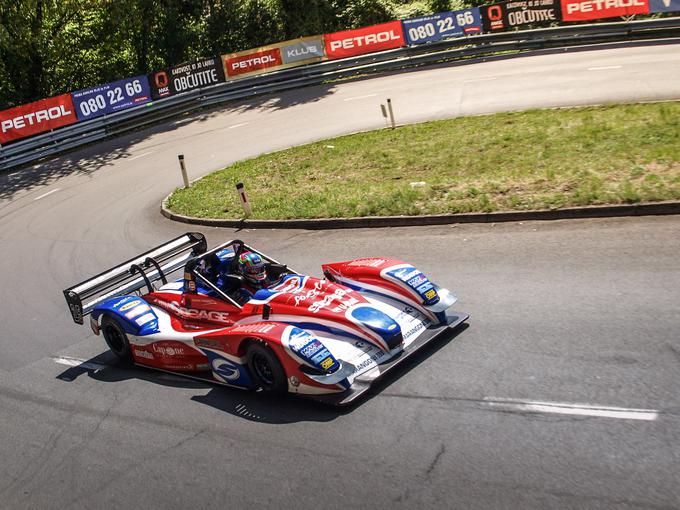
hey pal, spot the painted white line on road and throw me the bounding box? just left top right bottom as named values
left=127, top=151, right=155, bottom=161
left=52, top=356, right=107, bottom=371
left=33, top=188, right=61, bottom=201
left=588, top=65, right=622, bottom=71
left=484, top=397, right=659, bottom=421
left=463, top=77, right=497, bottom=83
left=343, top=93, right=378, bottom=102
left=227, top=123, right=248, bottom=129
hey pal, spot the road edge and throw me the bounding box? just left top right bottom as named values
left=160, top=197, right=680, bottom=230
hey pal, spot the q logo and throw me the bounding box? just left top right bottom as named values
left=154, top=71, right=169, bottom=89
left=488, top=5, right=503, bottom=20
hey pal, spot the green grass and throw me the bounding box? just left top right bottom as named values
left=166, top=102, right=680, bottom=220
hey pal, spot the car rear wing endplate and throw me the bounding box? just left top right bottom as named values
left=63, top=232, right=207, bottom=324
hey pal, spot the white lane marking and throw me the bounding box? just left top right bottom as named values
left=588, top=65, right=622, bottom=71
left=484, top=397, right=659, bottom=421
left=127, top=151, right=155, bottom=161
left=227, top=123, right=248, bottom=129
left=463, top=77, right=497, bottom=83
left=33, top=188, right=61, bottom=201
left=343, top=93, right=378, bottom=102
left=52, top=356, right=107, bottom=371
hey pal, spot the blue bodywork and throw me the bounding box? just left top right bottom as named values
left=92, top=295, right=159, bottom=336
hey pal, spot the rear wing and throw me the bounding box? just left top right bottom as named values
left=63, top=232, right=207, bottom=324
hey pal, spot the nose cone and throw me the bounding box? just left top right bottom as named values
left=350, top=306, right=403, bottom=350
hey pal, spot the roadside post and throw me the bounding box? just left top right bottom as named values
left=178, top=154, right=190, bottom=188
left=236, top=182, right=252, bottom=218
left=387, top=98, right=396, bottom=129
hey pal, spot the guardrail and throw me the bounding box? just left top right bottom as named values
left=1, top=16, right=678, bottom=172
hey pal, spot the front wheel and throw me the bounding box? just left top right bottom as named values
left=246, top=342, right=287, bottom=394
left=101, top=315, right=132, bottom=361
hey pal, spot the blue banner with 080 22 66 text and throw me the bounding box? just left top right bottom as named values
left=71, top=75, right=152, bottom=121
left=402, top=8, right=483, bottom=46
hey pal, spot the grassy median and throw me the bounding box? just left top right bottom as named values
left=166, top=102, right=680, bottom=219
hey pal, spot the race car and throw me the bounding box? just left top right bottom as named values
left=63, top=233, right=468, bottom=405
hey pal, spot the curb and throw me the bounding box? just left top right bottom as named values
left=161, top=197, right=680, bottom=230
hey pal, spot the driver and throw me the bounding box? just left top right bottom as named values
left=237, top=251, right=270, bottom=295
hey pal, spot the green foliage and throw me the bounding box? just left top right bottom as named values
left=0, top=0, right=468, bottom=110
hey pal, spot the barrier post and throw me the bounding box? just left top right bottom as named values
left=387, top=98, right=396, bottom=129
left=236, top=182, right=252, bottom=218
left=178, top=154, right=190, bottom=188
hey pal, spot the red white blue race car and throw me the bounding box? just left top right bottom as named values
left=63, top=233, right=468, bottom=405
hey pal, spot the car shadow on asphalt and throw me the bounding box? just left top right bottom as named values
left=54, top=323, right=469, bottom=424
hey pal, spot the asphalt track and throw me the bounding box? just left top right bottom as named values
left=1, top=43, right=679, bottom=509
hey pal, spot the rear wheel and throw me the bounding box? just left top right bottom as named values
left=246, top=342, right=287, bottom=394
left=101, top=315, right=132, bottom=361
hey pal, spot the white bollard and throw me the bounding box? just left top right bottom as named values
left=235, top=182, right=252, bottom=218
left=178, top=154, right=190, bottom=188
left=387, top=98, right=396, bottom=129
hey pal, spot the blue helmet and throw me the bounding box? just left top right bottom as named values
left=238, top=252, right=267, bottom=285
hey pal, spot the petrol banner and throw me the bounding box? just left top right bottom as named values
left=648, top=0, right=680, bottom=11
left=324, top=21, right=405, bottom=60
left=72, top=75, right=151, bottom=121
left=483, top=0, right=561, bottom=32
left=150, top=56, right=225, bottom=99
left=222, top=36, right=325, bottom=80
left=403, top=9, right=483, bottom=46
left=0, top=94, right=78, bottom=144
left=560, top=0, right=648, bottom=20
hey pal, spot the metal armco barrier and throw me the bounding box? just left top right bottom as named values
left=1, top=17, right=678, bottom=172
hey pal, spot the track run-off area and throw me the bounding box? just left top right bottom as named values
left=1, top=43, right=679, bottom=509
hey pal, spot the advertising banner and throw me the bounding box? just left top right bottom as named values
left=0, top=94, right=78, bottom=144
left=560, top=0, right=648, bottom=20
left=648, top=0, right=680, bottom=11
left=324, top=21, right=405, bottom=60
left=150, top=56, right=225, bottom=99
left=222, top=36, right=325, bottom=80
left=483, top=0, right=561, bottom=32
left=72, top=75, right=151, bottom=121
left=403, top=9, right=483, bottom=46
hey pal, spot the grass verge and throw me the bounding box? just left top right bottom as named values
left=166, top=102, right=680, bottom=220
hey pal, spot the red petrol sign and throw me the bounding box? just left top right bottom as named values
left=0, top=94, right=78, bottom=144
left=225, top=48, right=283, bottom=77
left=560, top=0, right=648, bottom=20
left=324, top=21, right=405, bottom=60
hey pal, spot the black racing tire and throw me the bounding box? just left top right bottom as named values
left=246, top=342, right=288, bottom=394
left=101, top=315, right=132, bottom=361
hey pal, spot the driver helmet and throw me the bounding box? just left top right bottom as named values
left=238, top=251, right=267, bottom=286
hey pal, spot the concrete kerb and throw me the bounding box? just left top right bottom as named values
left=161, top=196, right=680, bottom=230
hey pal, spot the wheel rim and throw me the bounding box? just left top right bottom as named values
left=104, top=325, right=124, bottom=353
left=252, top=353, right=275, bottom=386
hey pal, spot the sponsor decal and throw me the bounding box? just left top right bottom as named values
left=648, top=0, right=679, bottom=11
left=212, top=358, right=241, bottom=381
left=483, top=0, right=560, bottom=31
left=125, top=304, right=152, bottom=319
left=134, top=349, right=154, bottom=360
left=272, top=276, right=303, bottom=292
left=225, top=48, right=282, bottom=77
left=71, top=75, right=151, bottom=121
left=408, top=275, right=427, bottom=287
left=195, top=338, right=222, bottom=349
left=424, top=289, right=437, bottom=300
left=0, top=94, right=78, bottom=144
left=135, top=313, right=156, bottom=326
left=152, top=344, right=185, bottom=356
left=232, top=323, right=277, bottom=334
left=353, top=350, right=386, bottom=373
left=320, top=357, right=335, bottom=370
left=308, top=287, right=353, bottom=313
left=403, top=321, right=427, bottom=340
left=289, top=375, right=300, bottom=387
left=281, top=39, right=325, bottom=64
left=347, top=258, right=388, bottom=267
left=560, top=0, right=648, bottom=20
left=325, top=21, right=405, bottom=60
left=197, top=363, right=210, bottom=371
left=150, top=56, right=225, bottom=99
left=153, top=299, right=231, bottom=323
left=403, top=8, right=482, bottom=45
left=119, top=300, right=142, bottom=312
